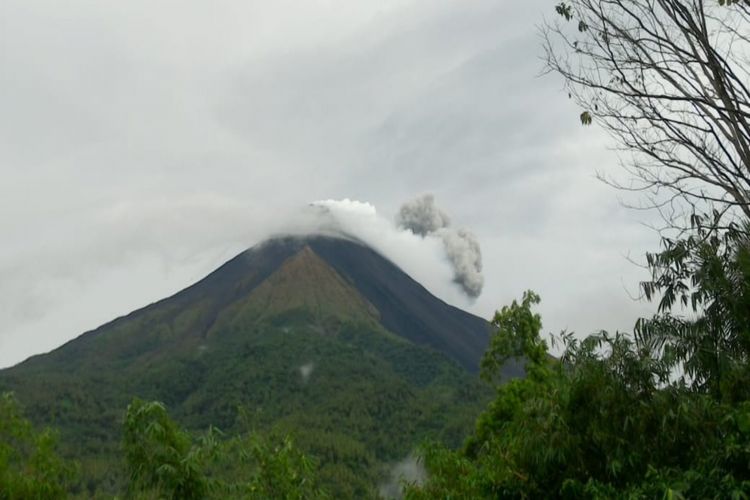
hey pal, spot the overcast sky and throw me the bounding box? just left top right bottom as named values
left=0, top=0, right=658, bottom=368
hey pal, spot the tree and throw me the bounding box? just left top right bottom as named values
left=405, top=291, right=750, bottom=498
left=0, top=392, right=78, bottom=499
left=636, top=218, right=750, bottom=400
left=221, top=433, right=326, bottom=500
left=122, top=398, right=327, bottom=499
left=123, top=398, right=217, bottom=499
left=544, top=0, right=750, bottom=230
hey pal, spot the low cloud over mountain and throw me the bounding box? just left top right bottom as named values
left=301, top=195, right=484, bottom=299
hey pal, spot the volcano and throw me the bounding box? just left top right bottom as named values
left=0, top=235, right=522, bottom=496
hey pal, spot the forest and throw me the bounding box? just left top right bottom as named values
left=4, top=0, right=750, bottom=498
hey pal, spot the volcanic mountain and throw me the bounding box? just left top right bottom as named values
left=0, top=235, right=522, bottom=496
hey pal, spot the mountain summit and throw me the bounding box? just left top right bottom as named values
left=0, top=234, right=521, bottom=496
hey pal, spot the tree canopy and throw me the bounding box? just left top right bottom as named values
left=406, top=259, right=750, bottom=497
left=0, top=393, right=77, bottom=499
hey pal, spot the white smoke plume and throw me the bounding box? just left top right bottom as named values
left=396, top=195, right=483, bottom=298
left=298, top=362, right=315, bottom=383
left=378, top=454, right=426, bottom=499
left=272, top=197, right=482, bottom=301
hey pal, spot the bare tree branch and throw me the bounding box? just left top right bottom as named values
left=544, top=0, right=750, bottom=229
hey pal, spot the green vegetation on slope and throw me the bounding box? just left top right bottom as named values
left=122, top=398, right=327, bottom=499
left=234, top=245, right=381, bottom=323
left=0, top=314, right=489, bottom=497
left=0, top=393, right=328, bottom=499
left=0, top=393, right=77, bottom=499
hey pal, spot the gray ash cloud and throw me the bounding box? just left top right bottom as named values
left=396, top=195, right=483, bottom=298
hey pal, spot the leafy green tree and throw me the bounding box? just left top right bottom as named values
left=406, top=278, right=750, bottom=498
left=220, top=433, right=327, bottom=499
left=0, top=392, right=78, bottom=499
left=123, top=398, right=218, bottom=499
left=123, top=398, right=327, bottom=499
left=637, top=218, right=750, bottom=401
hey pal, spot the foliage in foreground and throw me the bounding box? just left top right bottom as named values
left=122, top=398, right=326, bottom=499
left=406, top=223, right=750, bottom=498
left=0, top=394, right=327, bottom=500
left=0, top=393, right=77, bottom=499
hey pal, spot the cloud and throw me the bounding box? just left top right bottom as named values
left=306, top=197, right=483, bottom=299
left=271, top=195, right=485, bottom=304
left=300, top=199, right=460, bottom=300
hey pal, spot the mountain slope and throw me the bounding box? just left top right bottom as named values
left=229, top=245, right=380, bottom=324
left=305, top=237, right=504, bottom=373
left=0, top=235, right=521, bottom=497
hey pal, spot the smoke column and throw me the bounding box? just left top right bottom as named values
left=396, top=195, right=484, bottom=299
left=394, top=195, right=451, bottom=236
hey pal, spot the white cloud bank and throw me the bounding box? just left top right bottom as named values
left=293, top=196, right=483, bottom=301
